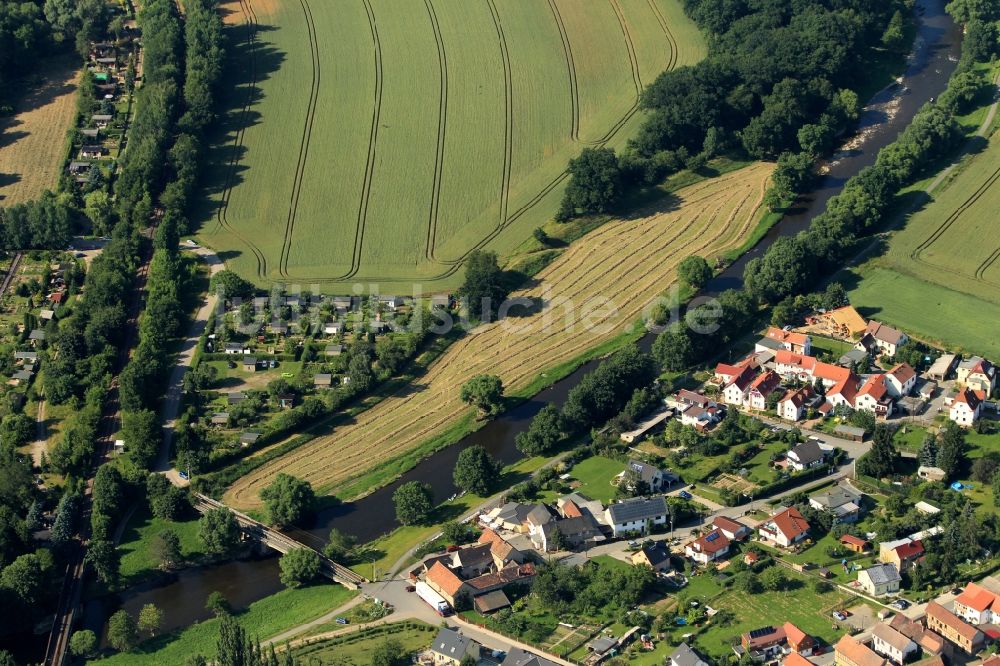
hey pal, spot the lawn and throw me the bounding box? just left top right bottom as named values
left=199, top=0, right=705, bottom=292
left=570, top=456, right=626, bottom=503
left=292, top=621, right=437, bottom=664
left=809, top=335, right=854, bottom=361
left=99, top=583, right=357, bottom=665
left=689, top=573, right=854, bottom=659
left=846, top=266, right=1000, bottom=358
left=117, top=505, right=205, bottom=586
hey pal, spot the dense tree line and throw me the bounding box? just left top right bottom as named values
left=118, top=0, right=225, bottom=471
left=0, top=191, right=76, bottom=250
left=648, top=8, right=996, bottom=372
left=557, top=0, right=904, bottom=218
left=114, top=0, right=183, bottom=223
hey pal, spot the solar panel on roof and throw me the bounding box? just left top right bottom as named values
left=749, top=627, right=776, bottom=639
left=706, top=532, right=719, bottom=542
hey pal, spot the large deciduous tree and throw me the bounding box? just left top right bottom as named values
left=260, top=474, right=315, bottom=528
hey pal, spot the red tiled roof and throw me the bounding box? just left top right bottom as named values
left=836, top=635, right=885, bottom=666
left=766, top=327, right=809, bottom=347
left=713, top=515, right=748, bottom=534
left=728, top=366, right=758, bottom=391
left=813, top=361, right=851, bottom=384
left=829, top=375, right=860, bottom=404
left=562, top=501, right=583, bottom=519
left=426, top=561, right=466, bottom=597
left=889, top=363, right=916, bottom=384
left=750, top=370, right=781, bottom=395
left=840, top=534, right=869, bottom=548
left=478, top=527, right=502, bottom=546
left=782, top=622, right=812, bottom=649
left=767, top=507, right=810, bottom=540
left=954, top=388, right=985, bottom=409
left=784, top=653, right=814, bottom=666
left=955, top=582, right=1000, bottom=612
left=893, top=540, right=924, bottom=560
left=780, top=385, right=814, bottom=409
left=858, top=375, right=890, bottom=401
left=774, top=350, right=814, bottom=368
left=689, top=528, right=730, bottom=554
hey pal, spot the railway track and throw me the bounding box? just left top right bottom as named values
left=42, top=247, right=152, bottom=666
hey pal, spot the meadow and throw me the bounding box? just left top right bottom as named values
left=0, top=59, right=79, bottom=205
left=200, top=0, right=705, bottom=292
left=225, top=162, right=775, bottom=510
left=846, top=121, right=1000, bottom=357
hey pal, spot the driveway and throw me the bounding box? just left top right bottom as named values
left=156, top=246, right=222, bottom=483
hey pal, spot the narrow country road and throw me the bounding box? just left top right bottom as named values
left=156, top=246, right=223, bottom=484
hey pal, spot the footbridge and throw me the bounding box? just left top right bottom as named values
left=193, top=494, right=366, bottom=589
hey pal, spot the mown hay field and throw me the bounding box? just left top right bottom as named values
left=848, top=133, right=1000, bottom=356
left=225, top=162, right=774, bottom=509
left=200, top=0, right=705, bottom=292
left=0, top=60, right=79, bottom=205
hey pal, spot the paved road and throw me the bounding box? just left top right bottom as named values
left=156, top=246, right=222, bottom=484
left=268, top=577, right=576, bottom=665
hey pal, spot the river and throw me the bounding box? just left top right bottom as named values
left=86, top=0, right=961, bottom=642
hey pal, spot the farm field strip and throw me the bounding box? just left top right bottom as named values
left=0, top=60, right=80, bottom=206
left=224, top=163, right=773, bottom=509
left=201, top=0, right=705, bottom=289
left=883, top=132, right=1000, bottom=301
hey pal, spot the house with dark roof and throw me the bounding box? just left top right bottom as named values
left=473, top=589, right=511, bottom=614
left=857, top=321, right=908, bottom=357
left=777, top=385, right=817, bottom=422
left=957, top=356, right=997, bottom=393
left=605, top=496, right=668, bottom=537
left=758, top=507, right=809, bottom=548
left=809, top=480, right=864, bottom=523
left=536, top=515, right=605, bottom=552
left=669, top=643, right=712, bottom=666
left=502, top=648, right=560, bottom=666
left=786, top=441, right=825, bottom=471
left=616, top=459, right=678, bottom=492
left=628, top=541, right=672, bottom=572
left=739, top=623, right=814, bottom=661
left=429, top=627, right=480, bottom=666
left=857, top=563, right=901, bottom=597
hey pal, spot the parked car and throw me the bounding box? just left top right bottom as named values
left=405, top=585, right=416, bottom=593
left=832, top=611, right=848, bottom=621
left=893, top=599, right=910, bottom=610
left=178, top=470, right=189, bottom=480
left=335, top=617, right=348, bottom=625
left=679, top=491, right=693, bottom=500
